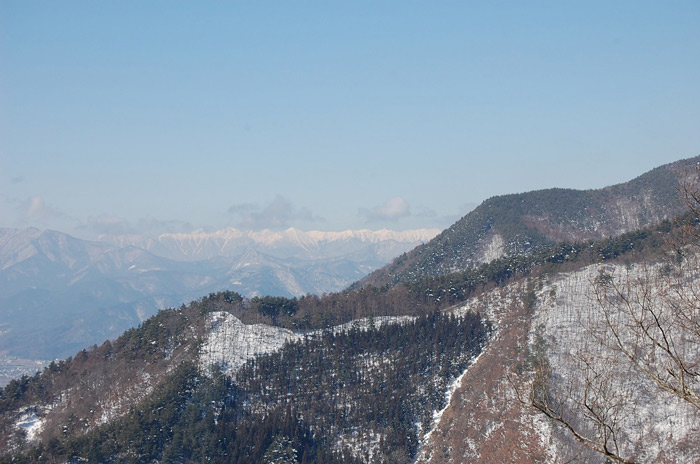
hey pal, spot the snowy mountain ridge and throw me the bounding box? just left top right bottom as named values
left=2, top=157, right=698, bottom=463
left=97, top=227, right=441, bottom=261
left=9, top=248, right=696, bottom=463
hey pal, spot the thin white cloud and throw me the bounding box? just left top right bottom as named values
left=8, top=195, right=81, bottom=232
left=23, top=196, right=61, bottom=221
left=228, top=195, right=323, bottom=230
left=360, top=196, right=411, bottom=223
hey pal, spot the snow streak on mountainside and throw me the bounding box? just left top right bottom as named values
left=416, top=279, right=550, bottom=462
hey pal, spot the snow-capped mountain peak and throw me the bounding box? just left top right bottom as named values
left=97, top=227, right=440, bottom=261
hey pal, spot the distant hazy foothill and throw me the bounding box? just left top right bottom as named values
left=0, top=226, right=438, bottom=381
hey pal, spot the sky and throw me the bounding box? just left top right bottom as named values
left=1, top=1, right=699, bottom=238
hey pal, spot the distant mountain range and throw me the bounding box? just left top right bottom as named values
left=97, top=227, right=439, bottom=262
left=359, top=156, right=699, bottom=288
left=0, top=227, right=439, bottom=369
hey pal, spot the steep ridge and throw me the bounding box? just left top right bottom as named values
left=359, top=156, right=698, bottom=288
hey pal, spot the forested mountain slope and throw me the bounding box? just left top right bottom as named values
left=0, top=292, right=488, bottom=462
left=359, top=156, right=698, bottom=288
left=1, top=157, right=698, bottom=463
left=0, top=214, right=690, bottom=463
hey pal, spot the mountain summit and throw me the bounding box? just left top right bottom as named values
left=358, top=156, right=699, bottom=288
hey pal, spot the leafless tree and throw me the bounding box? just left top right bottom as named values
left=529, top=333, right=638, bottom=463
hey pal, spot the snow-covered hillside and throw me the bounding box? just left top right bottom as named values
left=420, top=261, right=700, bottom=463
left=532, top=262, right=700, bottom=462
left=199, top=312, right=416, bottom=376
left=199, top=312, right=303, bottom=375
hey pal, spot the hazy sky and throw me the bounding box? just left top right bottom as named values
left=1, top=2, right=699, bottom=238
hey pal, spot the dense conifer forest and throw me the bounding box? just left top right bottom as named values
left=2, top=312, right=487, bottom=463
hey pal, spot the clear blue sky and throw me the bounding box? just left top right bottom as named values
left=1, top=1, right=699, bottom=237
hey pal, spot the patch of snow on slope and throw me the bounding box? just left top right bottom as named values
left=15, top=408, right=43, bottom=442
left=200, top=312, right=416, bottom=377
left=200, top=312, right=303, bottom=375
left=329, top=315, right=415, bottom=335
left=335, top=429, right=382, bottom=462
left=529, top=402, right=556, bottom=463
left=453, top=282, right=521, bottom=332
left=479, top=233, right=505, bottom=263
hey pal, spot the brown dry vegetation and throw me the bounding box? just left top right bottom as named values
left=418, top=281, right=550, bottom=463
